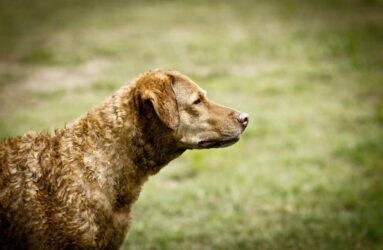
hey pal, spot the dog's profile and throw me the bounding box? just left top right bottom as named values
left=0, top=70, right=248, bottom=249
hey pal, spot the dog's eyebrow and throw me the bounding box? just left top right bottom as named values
left=190, top=92, right=200, bottom=100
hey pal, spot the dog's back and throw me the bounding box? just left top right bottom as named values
left=0, top=115, right=136, bottom=250
left=0, top=131, right=104, bottom=249
left=0, top=133, right=61, bottom=249
left=0, top=137, right=21, bottom=250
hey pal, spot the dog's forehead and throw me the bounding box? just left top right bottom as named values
left=171, top=71, right=206, bottom=95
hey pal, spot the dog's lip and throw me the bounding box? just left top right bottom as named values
left=198, top=137, right=240, bottom=149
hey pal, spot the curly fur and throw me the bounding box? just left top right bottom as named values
left=0, top=69, right=248, bottom=250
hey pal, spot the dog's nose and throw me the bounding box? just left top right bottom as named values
left=237, top=112, right=249, bottom=128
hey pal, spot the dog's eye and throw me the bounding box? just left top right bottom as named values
left=193, top=98, right=202, bottom=105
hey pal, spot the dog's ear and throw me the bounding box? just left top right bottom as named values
left=137, top=71, right=179, bottom=130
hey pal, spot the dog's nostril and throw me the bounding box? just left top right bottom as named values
left=237, top=112, right=249, bottom=126
left=243, top=116, right=248, bottom=123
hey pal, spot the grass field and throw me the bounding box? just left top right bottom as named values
left=0, top=0, right=382, bottom=249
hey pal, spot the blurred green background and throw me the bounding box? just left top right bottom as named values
left=0, top=0, right=382, bottom=249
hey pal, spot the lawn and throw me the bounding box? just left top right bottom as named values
left=0, top=0, right=382, bottom=249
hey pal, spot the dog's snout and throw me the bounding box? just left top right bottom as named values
left=237, top=112, right=249, bottom=128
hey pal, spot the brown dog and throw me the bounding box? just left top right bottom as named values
left=0, top=70, right=248, bottom=249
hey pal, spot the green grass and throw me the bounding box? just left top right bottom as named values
left=0, top=0, right=382, bottom=249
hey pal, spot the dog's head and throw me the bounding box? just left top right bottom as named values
left=135, top=70, right=248, bottom=149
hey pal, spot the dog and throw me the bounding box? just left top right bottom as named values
left=0, top=70, right=248, bottom=249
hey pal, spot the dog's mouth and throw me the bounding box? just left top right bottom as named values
left=198, top=137, right=240, bottom=149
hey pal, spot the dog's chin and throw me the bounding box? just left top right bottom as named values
left=197, top=137, right=240, bottom=149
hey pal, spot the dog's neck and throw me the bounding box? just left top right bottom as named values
left=63, top=84, right=185, bottom=209
left=71, top=85, right=184, bottom=169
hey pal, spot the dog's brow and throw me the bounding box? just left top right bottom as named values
left=191, top=92, right=199, bottom=100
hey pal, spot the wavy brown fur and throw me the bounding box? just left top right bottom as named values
left=0, top=70, right=187, bottom=249
left=0, top=69, right=248, bottom=250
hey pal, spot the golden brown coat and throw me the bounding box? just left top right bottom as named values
left=0, top=70, right=248, bottom=249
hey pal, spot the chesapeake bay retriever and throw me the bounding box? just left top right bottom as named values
left=0, top=70, right=248, bottom=249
